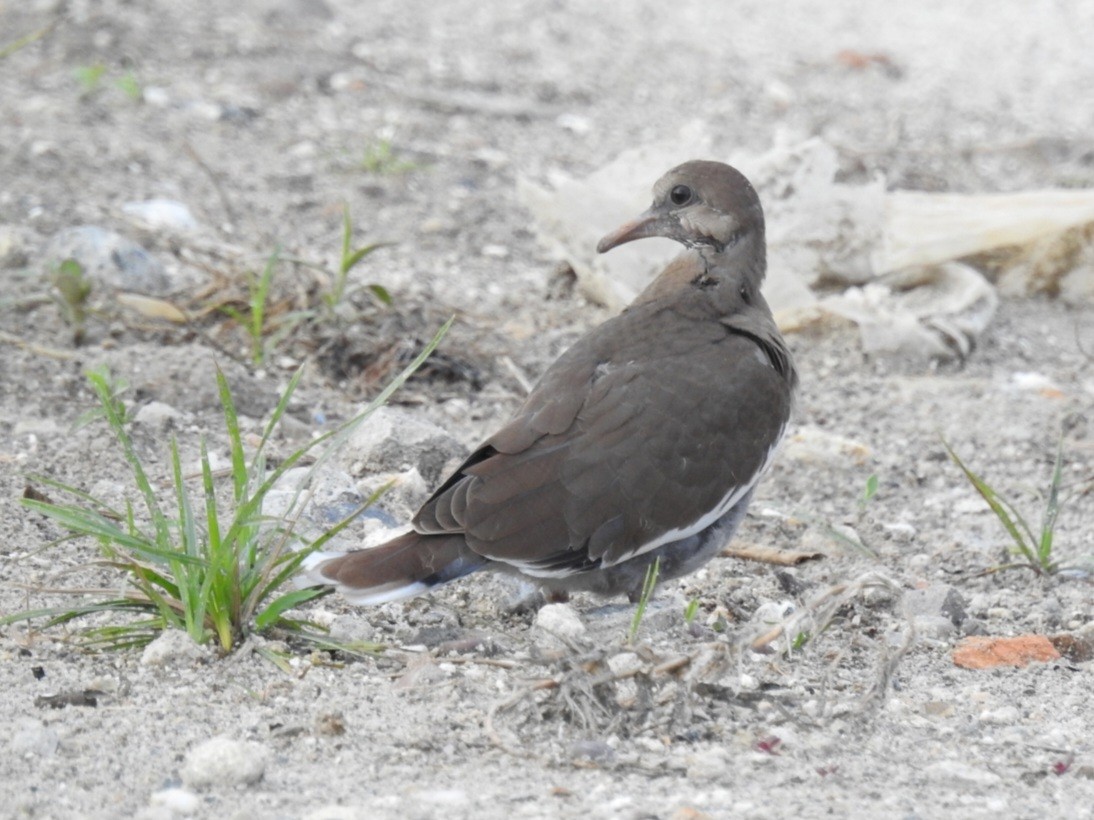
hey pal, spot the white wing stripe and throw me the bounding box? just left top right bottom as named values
left=511, top=423, right=786, bottom=578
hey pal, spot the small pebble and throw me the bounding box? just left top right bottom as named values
left=533, top=603, right=586, bottom=642
left=569, top=738, right=615, bottom=764
left=43, top=225, right=170, bottom=295
left=149, top=788, right=201, bottom=816
left=140, top=630, right=209, bottom=669
left=750, top=600, right=795, bottom=625
left=10, top=718, right=60, bottom=757
left=980, top=705, right=1020, bottom=725
left=122, top=199, right=200, bottom=233
left=133, top=401, right=182, bottom=428
left=180, top=736, right=268, bottom=788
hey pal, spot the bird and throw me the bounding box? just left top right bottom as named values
left=303, top=160, right=797, bottom=605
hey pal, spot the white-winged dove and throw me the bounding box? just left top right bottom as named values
left=304, top=161, right=797, bottom=604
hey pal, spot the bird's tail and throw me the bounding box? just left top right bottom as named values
left=299, top=531, right=487, bottom=605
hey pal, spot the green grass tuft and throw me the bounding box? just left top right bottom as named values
left=627, top=557, right=660, bottom=644
left=944, top=437, right=1066, bottom=575
left=324, top=206, right=388, bottom=310
left=4, top=320, right=452, bottom=657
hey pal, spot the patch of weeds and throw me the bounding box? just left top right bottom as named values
left=114, top=70, right=142, bottom=102
left=324, top=206, right=388, bottom=310
left=944, top=438, right=1067, bottom=575
left=0, top=20, right=59, bottom=61
left=74, top=63, right=108, bottom=93
left=214, top=211, right=391, bottom=366
left=816, top=473, right=880, bottom=559
left=859, top=473, right=879, bottom=512
left=627, top=557, right=660, bottom=644
left=360, top=139, right=417, bottom=175
left=3, top=320, right=452, bottom=657
left=219, top=250, right=314, bottom=366
left=73, top=62, right=142, bottom=101
left=72, top=367, right=132, bottom=430
left=50, top=259, right=93, bottom=344
left=683, top=597, right=700, bottom=625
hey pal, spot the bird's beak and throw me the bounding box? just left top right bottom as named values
left=596, top=209, right=667, bottom=253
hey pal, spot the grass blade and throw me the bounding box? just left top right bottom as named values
left=628, top=557, right=660, bottom=644
left=943, top=440, right=1035, bottom=563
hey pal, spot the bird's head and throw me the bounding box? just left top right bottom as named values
left=596, top=160, right=765, bottom=257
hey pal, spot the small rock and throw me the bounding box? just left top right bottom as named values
left=140, top=629, right=209, bottom=669
left=133, top=401, right=182, bottom=428
left=180, top=736, right=268, bottom=788
left=923, top=700, right=954, bottom=718
left=781, top=426, right=871, bottom=466
left=14, top=419, right=62, bottom=438
left=10, top=718, right=60, bottom=757
left=0, top=224, right=37, bottom=268
left=315, top=712, right=346, bottom=737
left=953, top=635, right=1061, bottom=670
left=264, top=466, right=362, bottom=524
left=568, top=738, right=615, bottom=764
left=43, top=226, right=170, bottom=295
left=328, top=615, right=379, bottom=645
left=980, top=705, right=1020, bottom=725
left=122, top=199, right=200, bottom=233
left=343, top=406, right=464, bottom=486
left=533, top=603, right=586, bottom=643
left=1049, top=622, right=1094, bottom=662
left=923, top=760, right=1003, bottom=786
left=902, top=584, right=967, bottom=627
left=555, top=112, right=592, bottom=134
left=750, top=600, right=795, bottom=625
left=954, top=497, right=989, bottom=514
left=883, top=521, right=917, bottom=541
left=149, top=788, right=201, bottom=816
left=419, top=216, right=456, bottom=235
left=960, top=618, right=989, bottom=637
left=607, top=651, right=643, bottom=677
left=356, top=468, right=429, bottom=525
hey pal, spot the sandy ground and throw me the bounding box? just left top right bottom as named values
left=2, top=1, right=1093, bottom=818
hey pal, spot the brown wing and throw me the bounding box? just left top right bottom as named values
left=414, top=299, right=794, bottom=576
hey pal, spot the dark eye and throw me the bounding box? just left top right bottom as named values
left=739, top=284, right=751, bottom=304
left=670, top=185, right=693, bottom=206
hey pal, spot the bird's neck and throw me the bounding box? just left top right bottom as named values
left=628, top=233, right=769, bottom=324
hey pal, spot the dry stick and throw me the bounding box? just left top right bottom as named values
left=750, top=571, right=901, bottom=653
left=0, top=18, right=61, bottom=60
left=433, top=656, right=521, bottom=670
left=0, top=330, right=75, bottom=360
left=858, top=624, right=915, bottom=714
left=184, top=141, right=239, bottom=232
left=486, top=679, right=559, bottom=760
left=498, top=355, right=534, bottom=395
left=722, top=544, right=825, bottom=566
left=1075, top=317, right=1094, bottom=363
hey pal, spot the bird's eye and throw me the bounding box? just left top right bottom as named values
left=669, top=185, right=693, bottom=206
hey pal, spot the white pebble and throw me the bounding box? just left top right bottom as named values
left=533, top=603, right=586, bottom=641
left=140, top=629, right=209, bottom=669
left=980, top=705, right=1020, bottom=726
left=180, top=736, right=268, bottom=788
left=150, top=788, right=201, bottom=815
